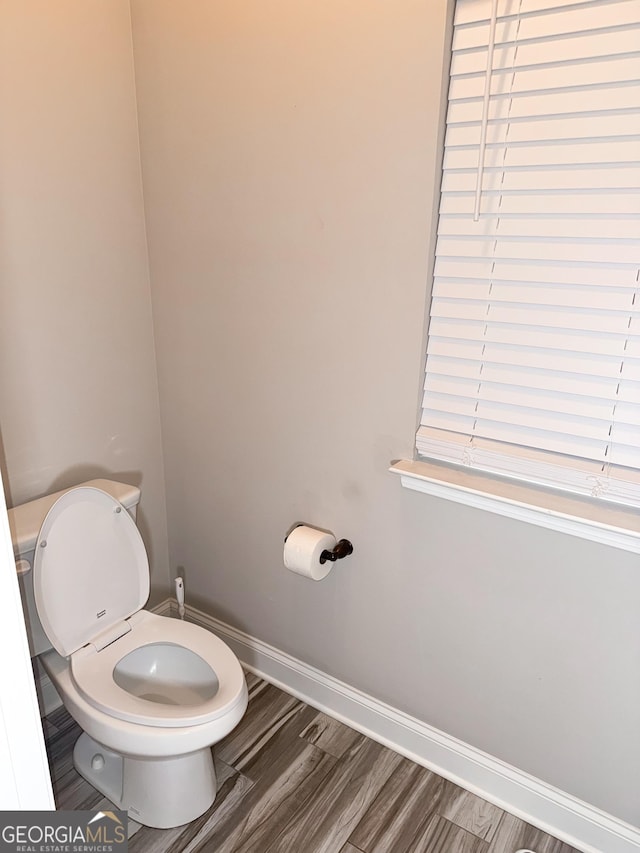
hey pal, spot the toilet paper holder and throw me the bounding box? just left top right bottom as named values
left=285, top=523, right=354, bottom=565
left=319, top=538, right=353, bottom=564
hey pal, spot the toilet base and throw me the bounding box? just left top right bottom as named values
left=73, top=732, right=217, bottom=828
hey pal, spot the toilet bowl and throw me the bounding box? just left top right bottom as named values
left=31, top=485, right=248, bottom=829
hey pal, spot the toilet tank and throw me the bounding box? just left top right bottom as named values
left=8, top=478, right=141, bottom=658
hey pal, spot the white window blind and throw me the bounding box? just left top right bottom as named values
left=418, top=0, right=640, bottom=505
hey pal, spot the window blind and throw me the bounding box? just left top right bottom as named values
left=418, top=0, right=640, bottom=505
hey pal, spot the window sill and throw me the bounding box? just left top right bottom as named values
left=390, top=459, right=640, bottom=554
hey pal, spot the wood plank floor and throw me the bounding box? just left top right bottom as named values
left=43, top=673, right=582, bottom=853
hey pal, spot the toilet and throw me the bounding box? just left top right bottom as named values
left=10, top=480, right=248, bottom=829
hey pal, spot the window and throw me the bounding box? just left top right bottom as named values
left=392, top=0, right=640, bottom=550
left=415, top=0, right=640, bottom=508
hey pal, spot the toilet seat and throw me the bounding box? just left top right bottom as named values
left=33, top=487, right=149, bottom=658
left=70, top=610, right=247, bottom=728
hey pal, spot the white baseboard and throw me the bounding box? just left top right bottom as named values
left=166, top=600, right=640, bottom=853
left=152, top=598, right=173, bottom=617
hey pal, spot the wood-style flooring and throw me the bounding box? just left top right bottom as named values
left=43, top=672, right=582, bottom=853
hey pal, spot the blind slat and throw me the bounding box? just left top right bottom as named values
left=428, top=317, right=636, bottom=352
left=435, top=236, right=640, bottom=265
left=450, top=28, right=640, bottom=75
left=438, top=215, right=640, bottom=240
left=444, top=138, right=640, bottom=169
left=442, top=167, right=640, bottom=194
left=448, top=85, right=640, bottom=126
left=432, top=280, right=639, bottom=308
left=434, top=258, right=640, bottom=286
left=454, top=0, right=636, bottom=26
left=431, top=299, right=639, bottom=335
left=448, top=55, right=640, bottom=99
left=445, top=113, right=640, bottom=146
left=421, top=407, right=611, bottom=450
left=440, top=190, right=640, bottom=215
left=453, top=5, right=640, bottom=51
left=423, top=377, right=626, bottom=423
left=425, top=354, right=640, bottom=395
left=426, top=338, right=640, bottom=377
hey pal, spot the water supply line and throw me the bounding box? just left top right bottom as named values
left=175, top=576, right=185, bottom=620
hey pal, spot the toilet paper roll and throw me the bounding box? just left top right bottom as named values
left=284, top=525, right=337, bottom=581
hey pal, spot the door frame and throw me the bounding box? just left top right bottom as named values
left=0, top=469, right=55, bottom=809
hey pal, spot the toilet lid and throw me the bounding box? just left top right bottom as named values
left=33, top=487, right=150, bottom=657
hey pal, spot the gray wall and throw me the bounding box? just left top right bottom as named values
left=0, top=1, right=169, bottom=600
left=131, top=0, right=640, bottom=826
